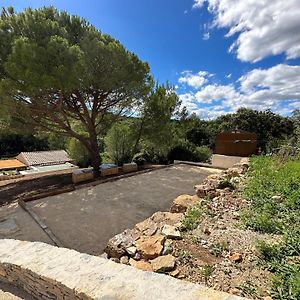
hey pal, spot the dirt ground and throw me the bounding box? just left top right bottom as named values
left=0, top=164, right=220, bottom=255
left=0, top=172, right=73, bottom=205
left=172, top=184, right=279, bottom=299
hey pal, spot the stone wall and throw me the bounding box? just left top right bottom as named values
left=0, top=239, right=246, bottom=300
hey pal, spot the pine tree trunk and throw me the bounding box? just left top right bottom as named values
left=89, top=132, right=101, bottom=178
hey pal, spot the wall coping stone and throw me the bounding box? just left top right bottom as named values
left=0, top=239, right=248, bottom=300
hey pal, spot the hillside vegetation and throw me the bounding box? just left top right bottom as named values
left=242, top=156, right=300, bottom=300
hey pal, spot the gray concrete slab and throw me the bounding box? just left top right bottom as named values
left=0, top=203, right=54, bottom=245
left=28, top=165, right=219, bottom=255
left=212, top=154, right=244, bottom=168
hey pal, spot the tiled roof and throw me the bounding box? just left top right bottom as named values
left=0, top=159, right=26, bottom=171
left=17, top=150, right=72, bottom=166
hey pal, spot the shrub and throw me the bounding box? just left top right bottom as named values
left=167, top=140, right=211, bottom=163
left=193, top=146, right=212, bottom=162
left=217, top=177, right=236, bottom=190
left=105, top=122, right=134, bottom=166
left=132, top=148, right=168, bottom=165
left=67, top=138, right=91, bottom=167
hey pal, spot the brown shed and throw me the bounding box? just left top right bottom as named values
left=215, top=130, right=257, bottom=157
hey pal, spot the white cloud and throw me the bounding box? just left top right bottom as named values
left=178, top=64, right=300, bottom=118
left=193, top=0, right=206, bottom=9
left=193, top=0, right=300, bottom=62
left=178, top=70, right=210, bottom=89
left=202, top=32, right=210, bottom=40
left=194, top=84, right=238, bottom=104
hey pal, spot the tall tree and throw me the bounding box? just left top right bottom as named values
left=0, top=7, right=151, bottom=175
left=133, top=84, right=181, bottom=155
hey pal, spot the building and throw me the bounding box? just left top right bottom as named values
left=215, top=130, right=257, bottom=157
left=16, top=150, right=77, bottom=175
left=17, top=150, right=72, bottom=167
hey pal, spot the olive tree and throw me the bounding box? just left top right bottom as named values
left=0, top=7, right=151, bottom=176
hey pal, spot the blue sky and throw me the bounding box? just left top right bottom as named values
left=3, top=0, right=300, bottom=118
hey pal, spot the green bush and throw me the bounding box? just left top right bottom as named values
left=167, top=140, right=211, bottom=163
left=67, top=138, right=91, bottom=167
left=105, top=122, right=134, bottom=166
left=193, top=146, right=212, bottom=162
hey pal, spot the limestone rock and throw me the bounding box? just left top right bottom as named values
left=161, top=225, right=181, bottom=239
left=105, top=229, right=140, bottom=258
left=169, top=269, right=180, bottom=277
left=229, top=252, right=243, bottom=262
left=271, top=195, right=282, bottom=203
left=129, top=258, right=153, bottom=272
left=133, top=252, right=141, bottom=260
left=206, top=174, right=220, bottom=181
left=170, top=194, right=200, bottom=213
left=135, top=235, right=165, bottom=259
left=126, top=246, right=137, bottom=256
left=194, top=185, right=216, bottom=199
left=135, top=218, right=157, bottom=236
left=162, top=240, right=173, bottom=255
left=150, top=212, right=183, bottom=227
left=120, top=256, right=129, bottom=265
left=232, top=212, right=240, bottom=220
left=226, top=168, right=241, bottom=178
left=150, top=254, right=176, bottom=273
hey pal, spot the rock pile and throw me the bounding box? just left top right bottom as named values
left=104, top=159, right=250, bottom=277
left=105, top=211, right=183, bottom=273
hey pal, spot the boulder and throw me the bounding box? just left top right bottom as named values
left=135, top=218, right=157, bottom=236
left=129, top=258, right=153, bottom=272
left=194, top=185, right=216, bottom=199
left=150, top=211, right=183, bottom=227
left=226, top=168, right=241, bottom=178
left=170, top=194, right=200, bottom=213
left=135, top=235, right=165, bottom=259
left=161, top=225, right=181, bottom=239
left=105, top=229, right=140, bottom=258
left=150, top=254, right=176, bottom=273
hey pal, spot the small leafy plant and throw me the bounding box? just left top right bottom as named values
left=181, top=204, right=203, bottom=230
left=201, top=265, right=214, bottom=283
left=177, top=249, right=193, bottom=264
left=209, top=240, right=230, bottom=257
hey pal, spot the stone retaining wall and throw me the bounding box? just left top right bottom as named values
left=0, top=239, right=246, bottom=300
